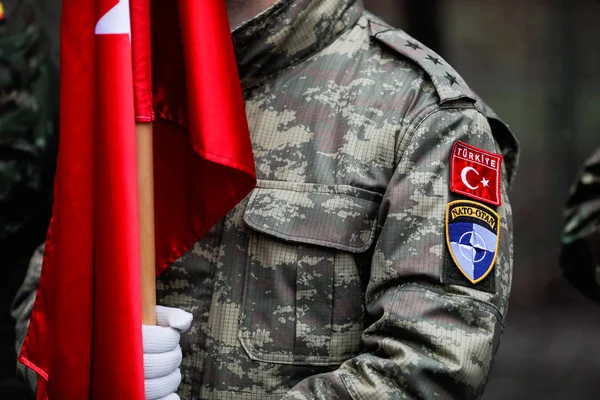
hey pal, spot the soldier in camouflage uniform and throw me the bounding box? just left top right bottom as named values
left=0, top=0, right=58, bottom=244
left=156, top=0, right=519, bottom=398
left=15, top=0, right=519, bottom=398
left=561, top=147, right=600, bottom=302
left=1, top=0, right=58, bottom=396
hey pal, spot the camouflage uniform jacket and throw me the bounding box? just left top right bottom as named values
left=155, top=0, right=520, bottom=399
left=561, top=147, right=600, bottom=302
left=15, top=0, right=519, bottom=398
left=154, top=0, right=520, bottom=399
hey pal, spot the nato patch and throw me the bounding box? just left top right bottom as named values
left=446, top=200, right=500, bottom=284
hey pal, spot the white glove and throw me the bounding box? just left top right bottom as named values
left=142, top=305, right=193, bottom=400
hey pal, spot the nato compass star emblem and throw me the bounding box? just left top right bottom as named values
left=446, top=200, right=500, bottom=284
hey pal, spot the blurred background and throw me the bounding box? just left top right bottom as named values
left=1, top=0, right=599, bottom=399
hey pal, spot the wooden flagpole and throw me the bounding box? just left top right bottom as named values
left=136, top=122, right=157, bottom=325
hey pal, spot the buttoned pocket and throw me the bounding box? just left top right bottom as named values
left=239, top=180, right=382, bottom=365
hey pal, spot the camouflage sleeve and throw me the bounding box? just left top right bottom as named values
left=282, top=105, right=513, bottom=400
left=11, top=243, right=44, bottom=393
left=561, top=147, right=600, bottom=302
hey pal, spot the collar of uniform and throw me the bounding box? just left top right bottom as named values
left=232, top=0, right=363, bottom=91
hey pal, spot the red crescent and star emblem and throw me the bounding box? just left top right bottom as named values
left=450, top=141, right=503, bottom=206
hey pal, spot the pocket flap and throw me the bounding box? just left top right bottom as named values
left=243, top=181, right=382, bottom=253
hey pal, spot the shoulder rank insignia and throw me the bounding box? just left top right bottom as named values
left=368, top=19, right=476, bottom=104
left=446, top=200, right=500, bottom=284
left=450, top=141, right=503, bottom=206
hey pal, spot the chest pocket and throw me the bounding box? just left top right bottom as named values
left=239, top=180, right=381, bottom=365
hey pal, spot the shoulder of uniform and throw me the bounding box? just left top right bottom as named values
left=366, top=16, right=476, bottom=105
left=472, top=94, right=520, bottom=185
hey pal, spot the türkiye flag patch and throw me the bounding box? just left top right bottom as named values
left=446, top=200, right=500, bottom=284
left=450, top=141, right=503, bottom=206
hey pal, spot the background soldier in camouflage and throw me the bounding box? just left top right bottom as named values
left=1, top=0, right=58, bottom=397
left=0, top=0, right=58, bottom=248
left=561, top=147, right=600, bottom=303
left=15, top=0, right=519, bottom=398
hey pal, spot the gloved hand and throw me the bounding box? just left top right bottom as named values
left=142, top=305, right=193, bottom=400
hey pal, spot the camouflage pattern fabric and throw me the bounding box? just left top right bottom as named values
left=156, top=0, right=519, bottom=399
left=561, top=147, right=600, bottom=302
left=12, top=244, right=43, bottom=393
left=14, top=0, right=519, bottom=398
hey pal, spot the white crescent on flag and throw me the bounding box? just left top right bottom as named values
left=95, top=0, right=131, bottom=37
left=460, top=166, right=480, bottom=190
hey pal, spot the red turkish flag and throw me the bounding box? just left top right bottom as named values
left=18, top=0, right=256, bottom=399
left=450, top=141, right=502, bottom=206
